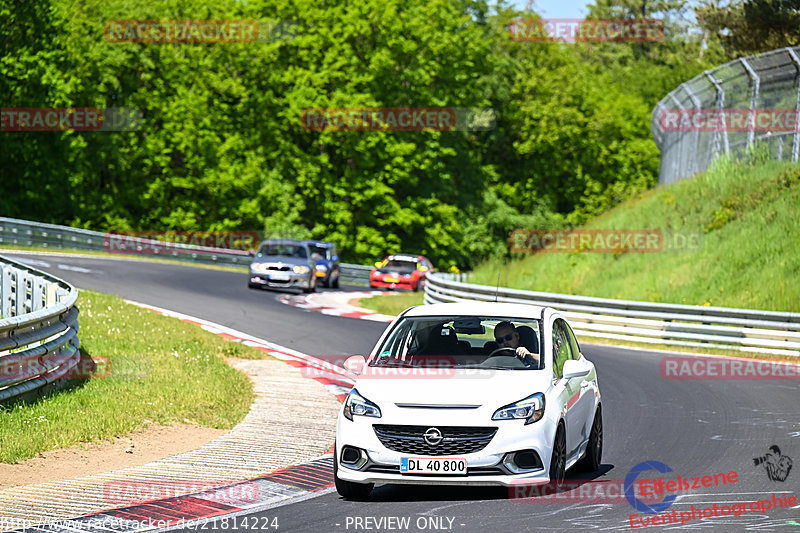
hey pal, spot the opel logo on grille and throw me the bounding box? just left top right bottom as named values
left=423, top=427, right=443, bottom=446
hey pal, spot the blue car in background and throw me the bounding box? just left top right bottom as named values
left=307, top=241, right=340, bottom=288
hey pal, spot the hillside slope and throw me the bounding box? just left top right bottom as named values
left=470, top=158, right=800, bottom=312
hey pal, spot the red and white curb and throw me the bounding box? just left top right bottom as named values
left=5, top=303, right=354, bottom=533
left=279, top=291, right=396, bottom=322
left=8, top=457, right=336, bottom=533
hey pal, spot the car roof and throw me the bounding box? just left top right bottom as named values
left=259, top=239, right=308, bottom=246
left=387, top=254, right=421, bottom=261
left=401, top=302, right=546, bottom=319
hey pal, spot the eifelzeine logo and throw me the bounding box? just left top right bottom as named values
left=509, top=18, right=663, bottom=43
left=300, top=107, right=496, bottom=132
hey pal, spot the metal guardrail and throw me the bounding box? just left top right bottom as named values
left=424, top=273, right=800, bottom=356
left=652, top=46, right=800, bottom=185
left=0, top=255, right=81, bottom=402
left=0, top=217, right=372, bottom=284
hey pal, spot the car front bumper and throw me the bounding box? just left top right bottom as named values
left=250, top=272, right=313, bottom=289
left=370, top=278, right=415, bottom=289
left=335, top=413, right=554, bottom=487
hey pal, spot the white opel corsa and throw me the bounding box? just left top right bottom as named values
left=334, top=302, right=602, bottom=499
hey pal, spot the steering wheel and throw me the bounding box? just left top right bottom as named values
left=488, top=347, right=517, bottom=358
left=479, top=347, right=526, bottom=369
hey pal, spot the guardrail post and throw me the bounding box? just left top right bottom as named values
left=0, top=264, right=10, bottom=318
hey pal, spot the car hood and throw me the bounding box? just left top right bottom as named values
left=251, top=255, right=310, bottom=266
left=353, top=368, right=551, bottom=408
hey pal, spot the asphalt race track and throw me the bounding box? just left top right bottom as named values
left=7, top=253, right=799, bottom=532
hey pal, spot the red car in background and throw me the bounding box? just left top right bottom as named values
left=369, top=254, right=434, bottom=291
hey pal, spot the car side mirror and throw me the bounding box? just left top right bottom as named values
left=332, top=256, right=338, bottom=262
left=374, top=262, right=382, bottom=268
left=247, top=249, right=255, bottom=257
left=344, top=355, right=366, bottom=376
left=562, top=359, right=589, bottom=379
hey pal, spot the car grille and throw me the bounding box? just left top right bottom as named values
left=373, top=425, right=497, bottom=456
left=267, top=265, right=290, bottom=271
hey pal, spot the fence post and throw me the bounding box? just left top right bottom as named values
left=684, top=85, right=702, bottom=175
left=787, top=47, right=800, bottom=163
left=740, top=57, right=760, bottom=150
left=704, top=70, right=730, bottom=159
left=669, top=94, right=687, bottom=180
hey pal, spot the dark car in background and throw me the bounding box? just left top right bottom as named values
left=248, top=239, right=316, bottom=293
left=307, top=241, right=340, bottom=288
left=369, top=254, right=433, bottom=291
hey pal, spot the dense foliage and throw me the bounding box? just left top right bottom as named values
left=1, top=0, right=746, bottom=268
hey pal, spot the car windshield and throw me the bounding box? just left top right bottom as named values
left=258, top=243, right=308, bottom=259
left=381, top=259, right=417, bottom=272
left=308, top=244, right=331, bottom=259
left=371, top=316, right=543, bottom=370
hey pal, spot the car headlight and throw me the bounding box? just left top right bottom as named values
left=343, top=389, right=381, bottom=421
left=316, top=264, right=328, bottom=272
left=293, top=265, right=310, bottom=274
left=251, top=263, right=267, bottom=272
left=492, top=393, right=545, bottom=425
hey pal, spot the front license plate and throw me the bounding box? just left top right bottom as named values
left=400, top=457, right=466, bottom=475
left=268, top=273, right=290, bottom=281
left=384, top=277, right=399, bottom=283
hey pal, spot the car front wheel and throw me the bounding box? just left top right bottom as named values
left=333, top=444, right=373, bottom=500
left=303, top=277, right=316, bottom=294
left=549, top=424, right=566, bottom=488
left=578, top=407, right=602, bottom=472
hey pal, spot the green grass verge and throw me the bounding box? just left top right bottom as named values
left=470, top=158, right=800, bottom=312
left=356, top=291, right=425, bottom=316
left=0, top=245, right=249, bottom=273
left=0, top=289, right=264, bottom=464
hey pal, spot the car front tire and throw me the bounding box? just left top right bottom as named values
left=578, top=407, right=602, bottom=472
left=333, top=444, right=373, bottom=500
left=549, top=423, right=566, bottom=488
left=303, top=276, right=316, bottom=294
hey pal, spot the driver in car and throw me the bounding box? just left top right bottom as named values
left=494, top=321, right=540, bottom=367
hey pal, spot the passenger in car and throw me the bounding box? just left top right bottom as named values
left=494, top=321, right=540, bottom=367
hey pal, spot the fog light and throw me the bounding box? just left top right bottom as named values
left=503, top=450, right=543, bottom=474
left=340, top=446, right=368, bottom=470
